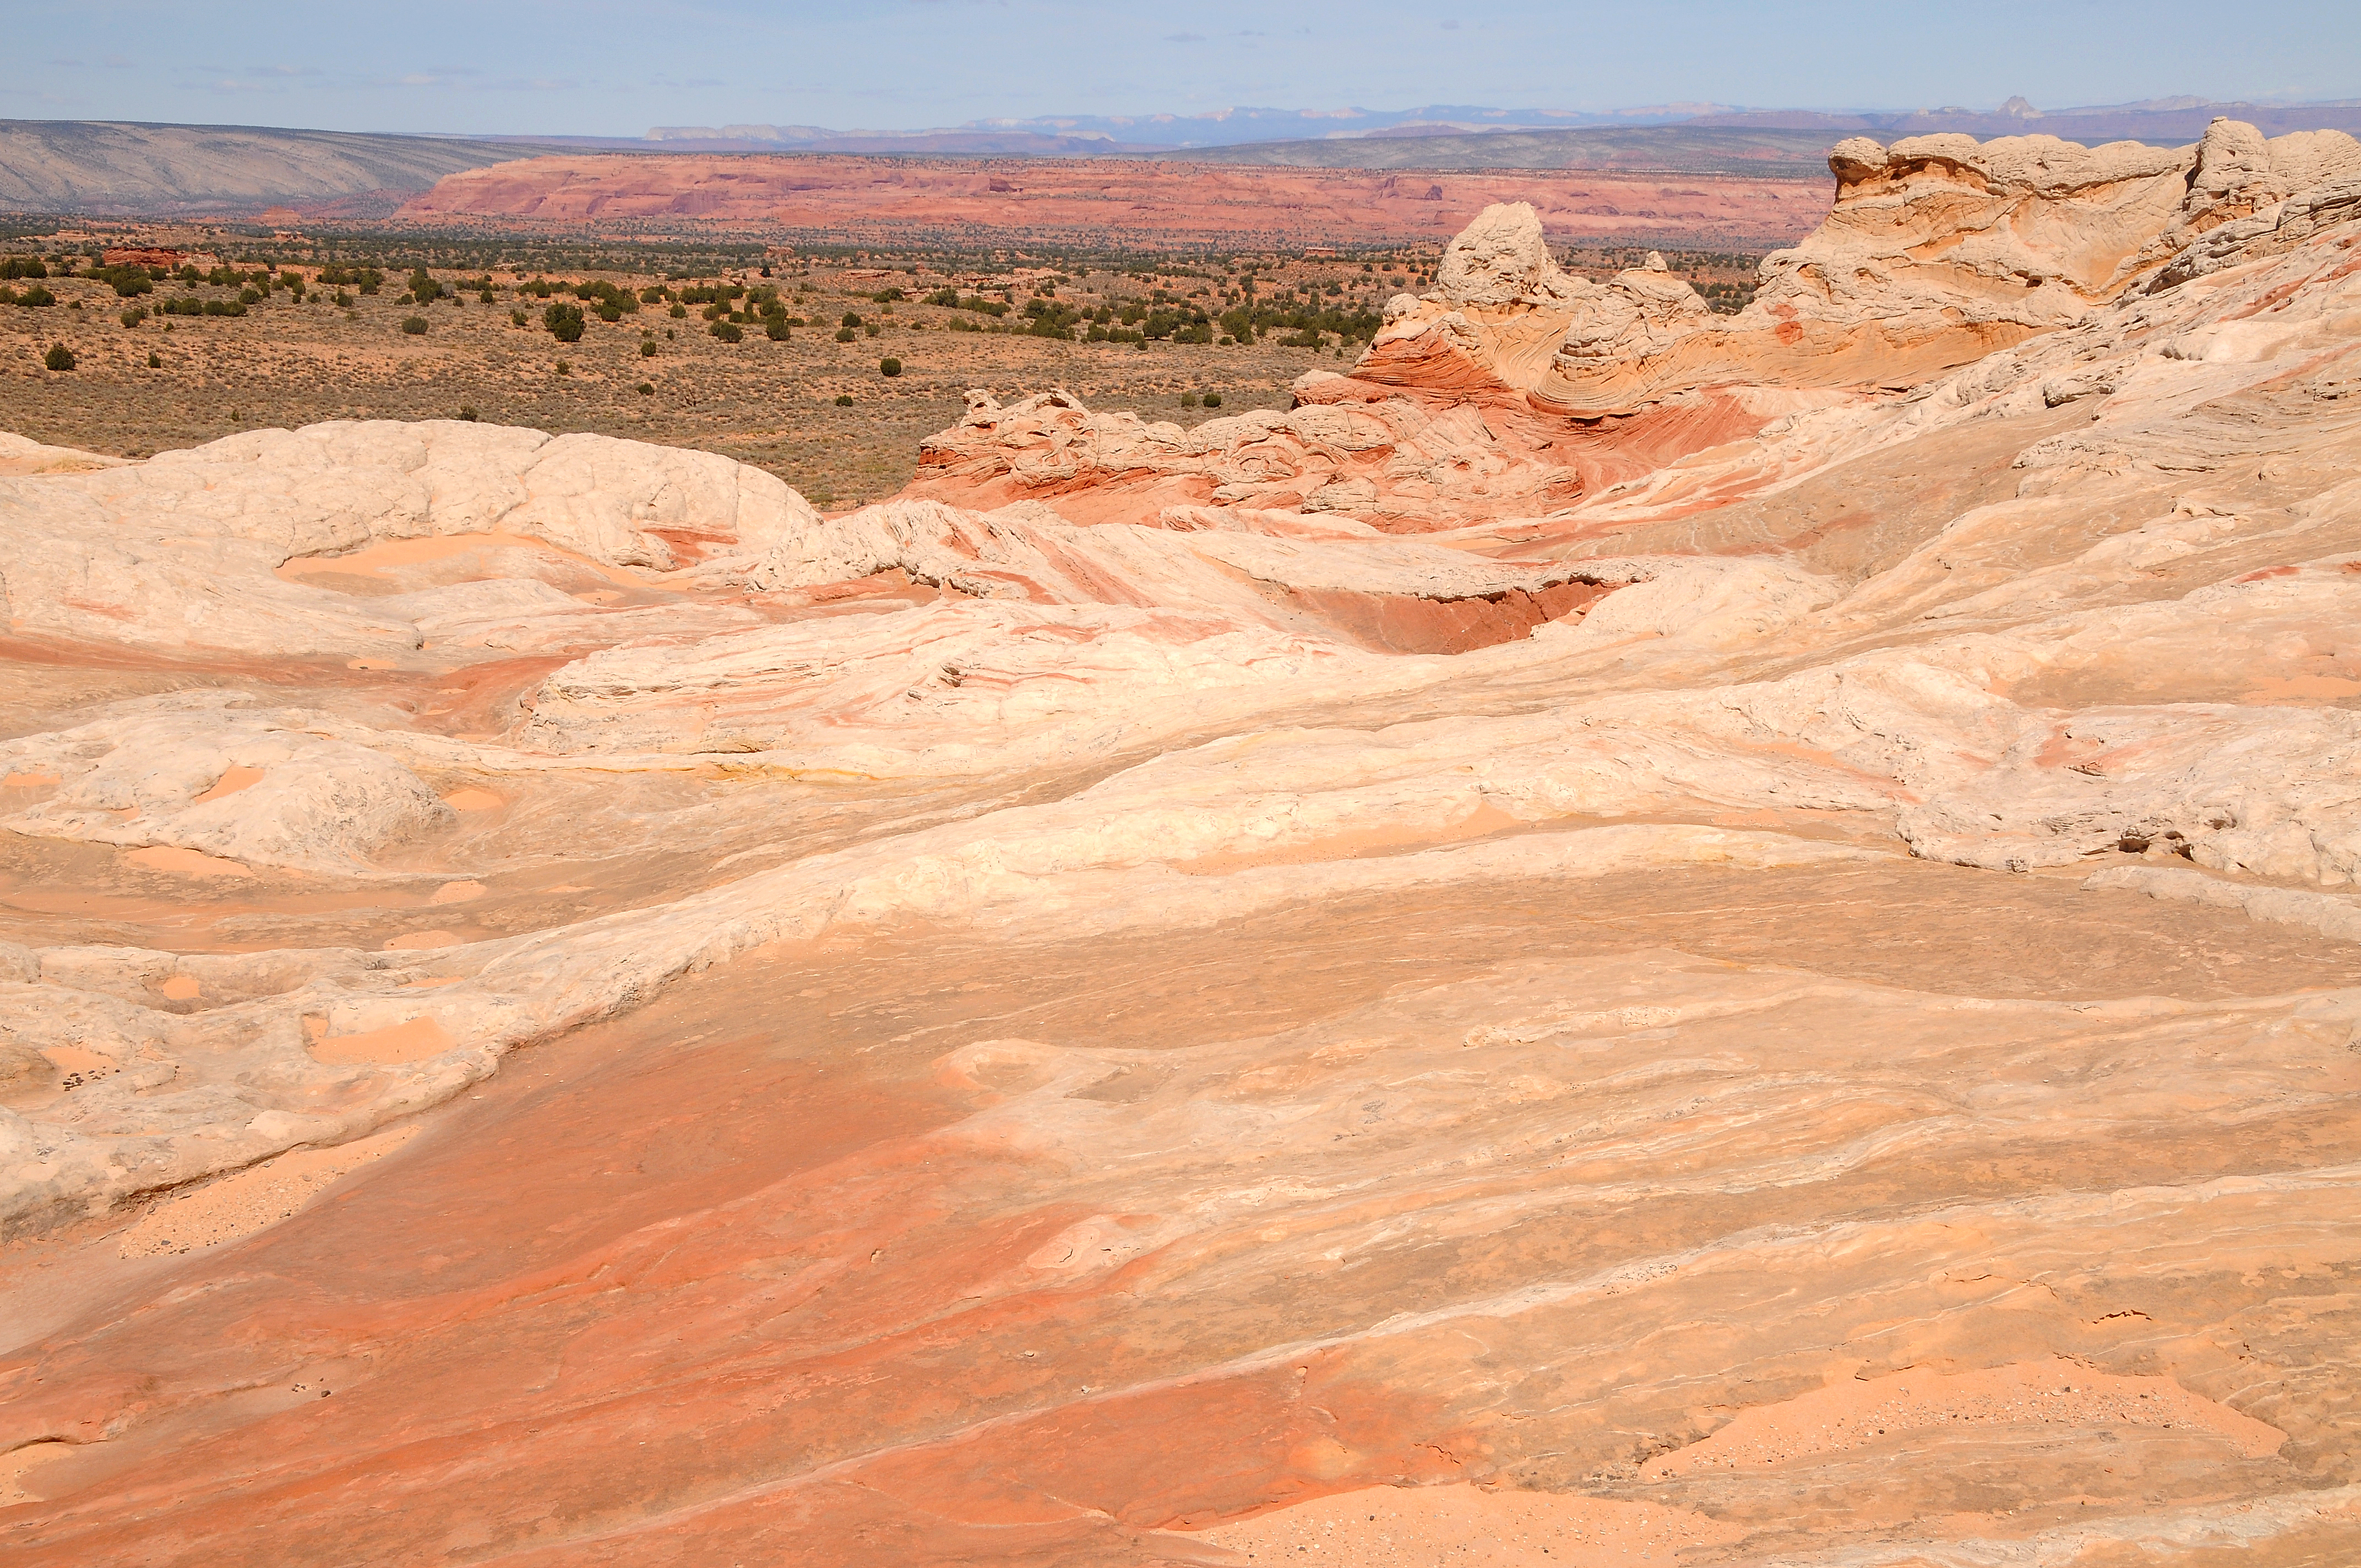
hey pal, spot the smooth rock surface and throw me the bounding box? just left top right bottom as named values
left=4, top=119, right=2360, bottom=1567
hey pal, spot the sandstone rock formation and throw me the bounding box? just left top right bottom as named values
left=5, top=120, right=2361, bottom=1567
left=1365, top=121, right=2361, bottom=417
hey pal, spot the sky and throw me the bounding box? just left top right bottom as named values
left=3, top=0, right=2353, bottom=138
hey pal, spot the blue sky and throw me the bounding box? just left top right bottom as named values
left=4, top=0, right=2352, bottom=137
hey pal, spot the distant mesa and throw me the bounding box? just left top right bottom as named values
left=393, top=156, right=1834, bottom=250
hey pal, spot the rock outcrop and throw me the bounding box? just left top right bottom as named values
left=1359, top=122, right=2361, bottom=420
left=7, top=119, right=2361, bottom=1568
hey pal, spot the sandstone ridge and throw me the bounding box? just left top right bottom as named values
left=1362, top=118, right=2361, bottom=417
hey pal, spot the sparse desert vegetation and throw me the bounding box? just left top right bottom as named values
left=1, top=228, right=1762, bottom=505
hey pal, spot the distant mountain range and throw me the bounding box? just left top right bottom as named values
left=638, top=105, right=1741, bottom=154
left=6, top=97, right=2361, bottom=218
left=643, top=96, right=2361, bottom=156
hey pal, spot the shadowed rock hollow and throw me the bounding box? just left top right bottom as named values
left=6, top=118, right=2361, bottom=1566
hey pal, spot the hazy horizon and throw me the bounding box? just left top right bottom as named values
left=4, top=0, right=2352, bottom=140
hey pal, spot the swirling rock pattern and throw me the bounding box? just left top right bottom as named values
left=4, top=121, right=2361, bottom=1566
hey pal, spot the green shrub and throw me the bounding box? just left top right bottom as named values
left=637, top=382, right=654, bottom=395
left=334, top=291, right=353, bottom=308
left=879, top=356, right=902, bottom=377
left=710, top=320, right=743, bottom=343
left=1179, top=393, right=1196, bottom=407
left=572, top=279, right=639, bottom=314
left=595, top=302, right=622, bottom=323
left=639, top=337, right=659, bottom=356
left=543, top=302, right=585, bottom=342
left=238, top=287, right=263, bottom=306
left=458, top=405, right=480, bottom=422
left=0, top=257, right=48, bottom=280
left=91, top=265, right=153, bottom=298
left=833, top=393, right=853, bottom=406
left=639, top=286, right=665, bottom=303
left=556, top=360, right=570, bottom=375
left=1201, top=391, right=1222, bottom=408
left=43, top=342, right=74, bottom=371
left=834, top=326, right=856, bottom=342
left=668, top=302, right=687, bottom=319
left=764, top=319, right=790, bottom=341
left=146, top=351, right=161, bottom=368
left=409, top=270, right=442, bottom=304
left=17, top=284, right=56, bottom=307
left=871, top=287, right=905, bottom=303
left=840, top=312, right=862, bottom=328
left=400, top=316, right=428, bottom=335
left=119, top=306, right=146, bottom=327
left=510, top=309, right=527, bottom=326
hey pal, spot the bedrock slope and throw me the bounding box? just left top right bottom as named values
left=4, top=120, right=2361, bottom=1567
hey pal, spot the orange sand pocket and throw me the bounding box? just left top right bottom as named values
left=428, top=880, right=486, bottom=905
left=440, top=788, right=504, bottom=811
left=159, top=974, right=202, bottom=1000
left=1176, top=801, right=1525, bottom=875
left=1189, top=1483, right=1745, bottom=1568
left=191, top=765, right=265, bottom=803
left=2242, top=674, right=2361, bottom=703
left=384, top=930, right=463, bottom=950
left=0, top=1441, right=78, bottom=1508
left=278, top=530, right=652, bottom=590
left=1644, top=1357, right=2285, bottom=1477
left=117, top=1124, right=422, bottom=1259
left=125, top=845, right=253, bottom=878
left=309, top=1017, right=456, bottom=1067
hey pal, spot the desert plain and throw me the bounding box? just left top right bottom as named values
left=3, top=117, right=2361, bottom=1568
